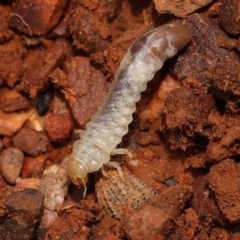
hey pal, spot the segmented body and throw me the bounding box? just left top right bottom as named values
left=68, top=22, right=191, bottom=185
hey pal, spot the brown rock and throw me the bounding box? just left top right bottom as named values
left=89, top=215, right=123, bottom=240
left=209, top=227, right=230, bottom=239
left=22, top=38, right=72, bottom=97
left=50, top=56, right=108, bottom=126
left=174, top=14, right=240, bottom=112
left=9, top=0, right=67, bottom=35
left=21, top=156, right=45, bottom=178
left=209, top=159, right=240, bottom=223
left=219, top=0, right=240, bottom=35
left=122, top=185, right=192, bottom=239
left=13, top=128, right=49, bottom=157
left=0, top=88, right=31, bottom=112
left=168, top=208, right=209, bottom=239
left=0, top=187, right=44, bottom=240
left=0, top=34, right=27, bottom=87
left=40, top=164, right=70, bottom=211
left=44, top=115, right=73, bottom=141
left=2, top=136, right=14, bottom=148
left=153, top=0, right=213, bottom=17
left=190, top=175, right=224, bottom=224
left=0, top=109, right=34, bottom=136
left=68, top=6, right=110, bottom=53
left=163, top=86, right=215, bottom=150
left=0, top=147, right=24, bottom=184
left=48, top=200, right=102, bottom=240
left=16, top=177, right=40, bottom=189
left=206, top=114, right=240, bottom=162
left=38, top=164, right=73, bottom=232
left=0, top=174, right=9, bottom=189
left=0, top=5, right=14, bottom=44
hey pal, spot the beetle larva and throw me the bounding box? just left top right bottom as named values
left=68, top=22, right=191, bottom=186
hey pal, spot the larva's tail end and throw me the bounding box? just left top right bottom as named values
left=67, top=157, right=88, bottom=187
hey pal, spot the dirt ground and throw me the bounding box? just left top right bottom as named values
left=1, top=0, right=240, bottom=239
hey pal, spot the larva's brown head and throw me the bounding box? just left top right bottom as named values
left=130, top=22, right=191, bottom=61
left=67, top=157, right=88, bottom=186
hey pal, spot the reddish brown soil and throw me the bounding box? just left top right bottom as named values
left=1, top=0, right=240, bottom=239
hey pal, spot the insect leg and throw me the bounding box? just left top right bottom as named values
left=111, top=148, right=133, bottom=159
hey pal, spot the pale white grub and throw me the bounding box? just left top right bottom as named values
left=68, top=22, right=191, bottom=186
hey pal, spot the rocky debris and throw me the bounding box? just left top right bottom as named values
left=9, top=0, right=67, bottom=35
left=79, top=0, right=122, bottom=21
left=22, top=39, right=72, bottom=97
left=168, top=208, right=209, bottom=239
left=39, top=164, right=70, bottom=229
left=13, top=128, right=49, bottom=157
left=190, top=175, right=224, bottom=225
left=206, top=114, right=240, bottom=162
left=68, top=5, right=110, bottom=53
left=16, top=177, right=40, bottom=189
left=162, top=86, right=215, bottom=150
left=219, top=0, right=240, bottom=35
left=44, top=114, right=73, bottom=141
left=50, top=56, right=108, bottom=126
left=138, top=73, right=182, bottom=123
left=0, top=187, right=44, bottom=240
left=153, top=0, right=213, bottom=17
left=89, top=215, right=123, bottom=240
left=0, top=109, right=34, bottom=136
left=2, top=136, right=14, bottom=148
left=209, top=159, right=240, bottom=223
left=47, top=201, right=102, bottom=240
left=0, top=147, right=24, bottom=184
left=209, top=227, right=230, bottom=239
left=0, top=88, right=31, bottom=112
left=0, top=5, right=14, bottom=44
left=21, top=155, right=45, bottom=178
left=0, top=174, right=9, bottom=189
left=122, top=185, right=192, bottom=239
left=0, top=34, right=27, bottom=87
left=174, top=14, right=240, bottom=112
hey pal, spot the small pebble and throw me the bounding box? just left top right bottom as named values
left=39, top=164, right=70, bottom=229
left=44, top=115, right=73, bottom=141
left=0, top=88, right=31, bottom=112
left=0, top=187, right=44, bottom=240
left=0, top=147, right=24, bottom=184
left=13, top=128, right=49, bottom=157
left=0, top=109, right=34, bottom=136
left=16, top=177, right=40, bottom=189
left=21, top=156, right=45, bottom=178
left=2, top=136, right=14, bottom=148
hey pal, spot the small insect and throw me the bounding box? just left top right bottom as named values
left=67, top=22, right=191, bottom=190
left=95, top=170, right=158, bottom=219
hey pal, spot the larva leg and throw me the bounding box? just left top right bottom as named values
left=105, top=161, right=125, bottom=182
left=111, top=148, right=133, bottom=159
left=101, top=165, right=109, bottom=178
